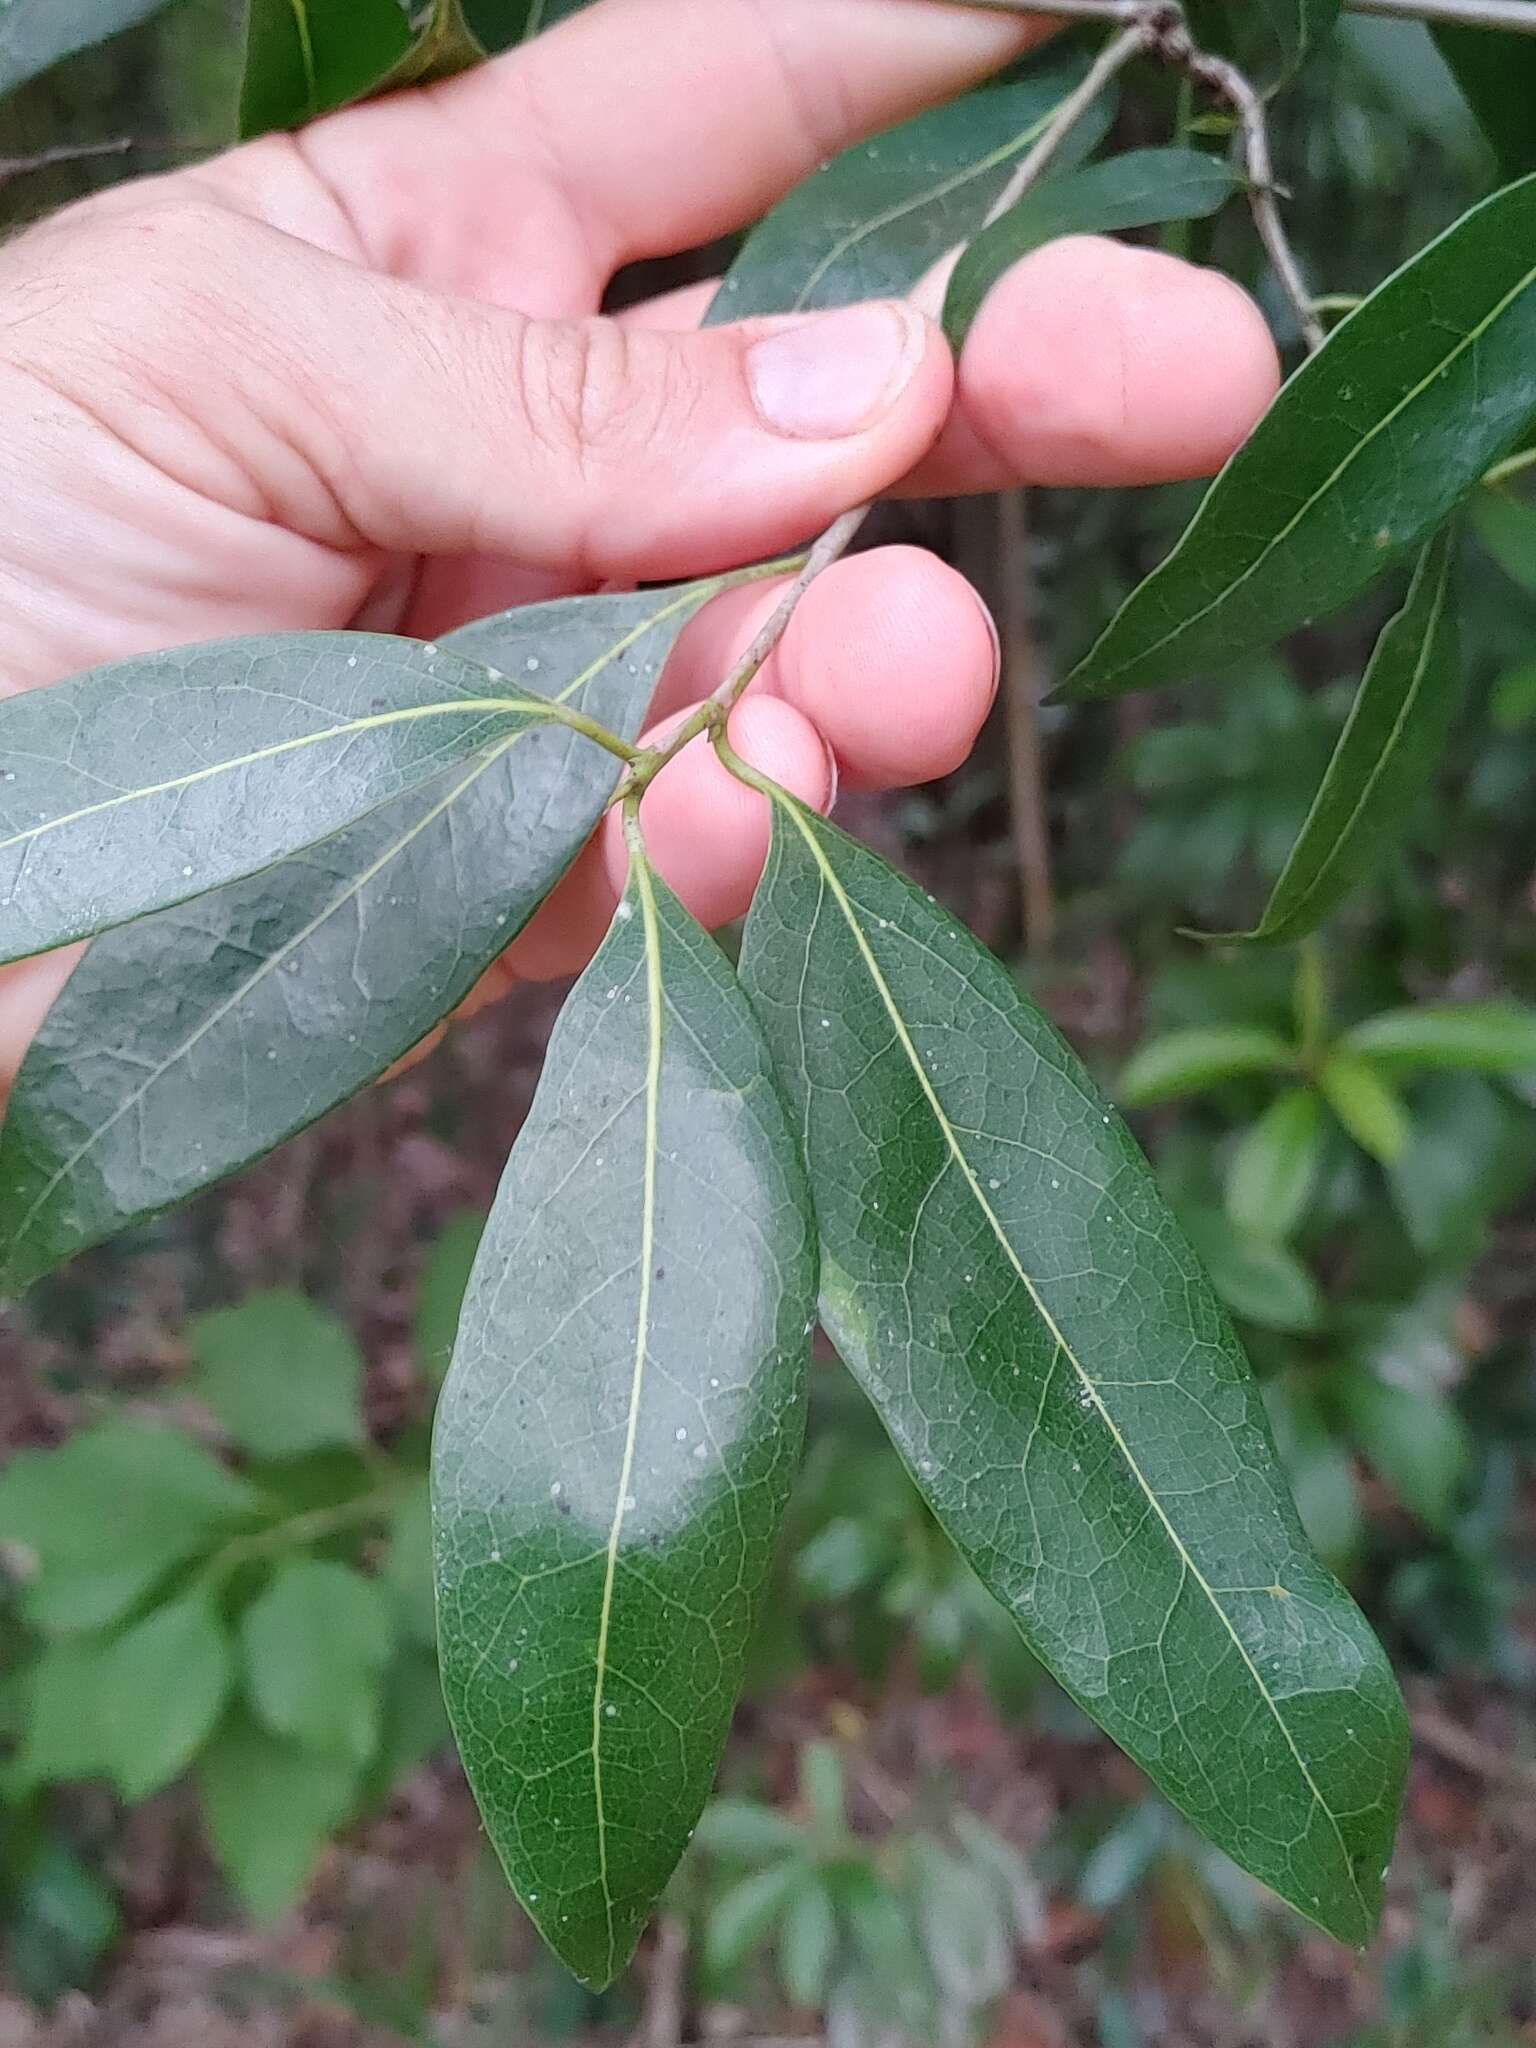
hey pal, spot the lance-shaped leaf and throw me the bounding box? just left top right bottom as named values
left=1207, top=528, right=1458, bottom=946
left=240, top=0, right=413, bottom=135
left=434, top=860, right=816, bottom=1989
left=0, top=579, right=736, bottom=1295
left=1067, top=175, right=1536, bottom=699
left=704, top=51, right=1110, bottom=325
left=0, top=634, right=566, bottom=967
left=943, top=148, right=1242, bottom=350
left=1184, top=0, right=1342, bottom=88
left=0, top=0, right=174, bottom=97
left=1432, top=25, right=1536, bottom=180
left=739, top=800, right=1407, bottom=1946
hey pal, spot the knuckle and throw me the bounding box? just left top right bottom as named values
left=516, top=318, right=695, bottom=473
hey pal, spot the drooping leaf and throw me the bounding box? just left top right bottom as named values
left=240, top=0, right=412, bottom=136
left=1067, top=177, right=1536, bottom=699
left=739, top=800, right=1407, bottom=1945
left=434, top=861, right=816, bottom=1989
left=0, top=1423, right=261, bottom=1634
left=0, top=633, right=560, bottom=967
left=1184, top=0, right=1343, bottom=88
left=704, top=51, right=1111, bottom=324
left=1320, top=1053, right=1411, bottom=1165
left=1432, top=25, right=1536, bottom=179
left=0, top=578, right=735, bottom=1295
left=200, top=1711, right=360, bottom=1920
left=943, top=148, right=1242, bottom=350
left=1119, top=1024, right=1295, bottom=1107
left=239, top=1559, right=393, bottom=1766
left=190, top=1291, right=365, bottom=1460
left=0, top=0, right=174, bottom=98
left=1226, top=1087, right=1324, bottom=1241
left=1343, top=1001, right=1536, bottom=1075
left=1211, top=529, right=1459, bottom=945
left=92, top=1593, right=235, bottom=1800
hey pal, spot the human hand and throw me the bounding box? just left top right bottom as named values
left=0, top=0, right=1278, bottom=1091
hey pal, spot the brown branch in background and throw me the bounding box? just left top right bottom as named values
left=640, top=1914, right=689, bottom=2048
left=998, top=491, right=1058, bottom=956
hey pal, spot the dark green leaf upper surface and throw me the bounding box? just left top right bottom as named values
left=0, top=0, right=172, bottom=97
left=0, top=633, right=553, bottom=966
left=1068, top=175, right=1536, bottom=698
left=739, top=803, right=1407, bottom=1945
left=1432, top=25, right=1536, bottom=179
left=0, top=582, right=722, bottom=1295
left=1218, top=527, right=1459, bottom=944
left=240, top=0, right=412, bottom=134
left=943, top=149, right=1241, bottom=350
left=704, top=52, right=1109, bottom=324
left=434, top=864, right=816, bottom=1988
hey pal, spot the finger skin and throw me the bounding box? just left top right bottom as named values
left=655, top=548, right=1000, bottom=792
left=623, top=240, right=1282, bottom=501
left=269, top=0, right=1050, bottom=300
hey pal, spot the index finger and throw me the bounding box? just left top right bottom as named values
left=289, top=0, right=1054, bottom=293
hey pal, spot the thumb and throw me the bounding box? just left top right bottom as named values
left=332, top=286, right=952, bottom=580
left=35, top=202, right=952, bottom=585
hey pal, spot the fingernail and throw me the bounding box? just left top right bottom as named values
left=747, top=302, right=927, bottom=441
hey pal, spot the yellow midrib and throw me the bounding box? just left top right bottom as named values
left=791, top=101, right=1062, bottom=312
left=2, top=694, right=545, bottom=860
left=588, top=856, right=663, bottom=1978
left=779, top=799, right=1366, bottom=1926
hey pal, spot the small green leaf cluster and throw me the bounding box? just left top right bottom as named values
left=1121, top=955, right=1536, bottom=1568
left=0, top=1230, right=477, bottom=1926
left=693, top=1745, right=1039, bottom=2043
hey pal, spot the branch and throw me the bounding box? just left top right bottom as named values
left=1351, top=0, right=1536, bottom=30
left=948, top=0, right=1536, bottom=30
left=627, top=30, right=1149, bottom=801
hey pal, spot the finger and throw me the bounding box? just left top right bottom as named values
left=655, top=547, right=999, bottom=792
left=907, top=236, right=1282, bottom=494
left=23, top=204, right=953, bottom=583
left=505, top=694, right=835, bottom=983
left=252, top=0, right=1051, bottom=297
left=616, top=237, right=1279, bottom=496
